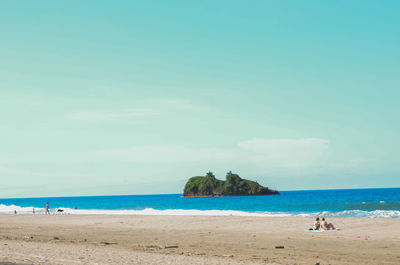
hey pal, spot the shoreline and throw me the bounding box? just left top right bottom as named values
left=1, top=214, right=399, bottom=264
left=2, top=208, right=399, bottom=218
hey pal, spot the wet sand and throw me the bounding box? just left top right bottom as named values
left=0, top=214, right=399, bottom=264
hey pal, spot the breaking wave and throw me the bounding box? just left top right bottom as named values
left=1, top=204, right=399, bottom=218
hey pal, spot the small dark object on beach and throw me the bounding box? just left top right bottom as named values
left=53, top=237, right=60, bottom=240
left=275, top=246, right=284, bottom=249
left=315, top=263, right=320, bottom=265
left=165, top=245, right=179, bottom=249
left=102, top=242, right=118, bottom=245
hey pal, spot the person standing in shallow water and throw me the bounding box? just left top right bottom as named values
left=45, top=202, right=49, bottom=214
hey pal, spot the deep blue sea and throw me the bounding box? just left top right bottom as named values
left=1, top=188, right=399, bottom=218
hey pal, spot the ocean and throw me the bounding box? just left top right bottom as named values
left=1, top=188, right=399, bottom=218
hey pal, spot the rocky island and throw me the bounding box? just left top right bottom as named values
left=183, top=171, right=279, bottom=197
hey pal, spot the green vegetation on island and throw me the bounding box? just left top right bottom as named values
left=183, top=171, right=279, bottom=197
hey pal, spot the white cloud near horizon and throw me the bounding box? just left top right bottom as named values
left=238, top=138, right=329, bottom=168
left=93, top=138, right=330, bottom=176
left=0, top=165, right=89, bottom=179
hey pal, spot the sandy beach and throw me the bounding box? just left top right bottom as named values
left=0, top=215, right=399, bottom=265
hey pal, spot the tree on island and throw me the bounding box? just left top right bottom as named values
left=183, top=171, right=279, bottom=197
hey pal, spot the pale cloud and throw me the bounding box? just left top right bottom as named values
left=0, top=165, right=88, bottom=179
left=237, top=138, right=328, bottom=152
left=237, top=138, right=329, bottom=168
left=151, top=98, right=213, bottom=112
left=94, top=138, right=330, bottom=175
left=66, top=109, right=159, bottom=121
left=66, top=99, right=212, bottom=121
left=95, top=146, right=238, bottom=164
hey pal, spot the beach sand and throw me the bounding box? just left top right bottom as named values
left=0, top=215, right=399, bottom=265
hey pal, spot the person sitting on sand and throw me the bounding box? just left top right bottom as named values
left=321, top=217, right=335, bottom=230
left=313, top=217, right=321, bottom=230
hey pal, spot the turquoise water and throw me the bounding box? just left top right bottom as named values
left=1, top=188, right=399, bottom=218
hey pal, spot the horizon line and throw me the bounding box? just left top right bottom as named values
left=1, top=186, right=399, bottom=200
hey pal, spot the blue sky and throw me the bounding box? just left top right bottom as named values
left=1, top=1, right=399, bottom=197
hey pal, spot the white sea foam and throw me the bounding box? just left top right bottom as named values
left=60, top=208, right=293, bottom=217
left=314, top=210, right=400, bottom=218
left=1, top=204, right=399, bottom=218
left=0, top=204, right=40, bottom=214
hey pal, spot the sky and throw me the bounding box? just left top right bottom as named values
left=0, top=1, right=399, bottom=198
